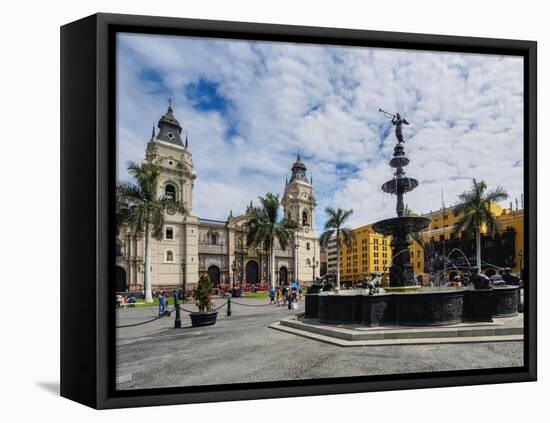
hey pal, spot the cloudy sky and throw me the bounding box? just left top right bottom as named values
left=116, top=33, right=524, bottom=233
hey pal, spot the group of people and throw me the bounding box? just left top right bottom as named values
left=269, top=284, right=303, bottom=309
left=115, top=293, right=137, bottom=308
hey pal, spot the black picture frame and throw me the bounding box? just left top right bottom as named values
left=61, top=12, right=537, bottom=409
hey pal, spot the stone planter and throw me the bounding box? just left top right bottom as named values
left=190, top=311, right=218, bottom=327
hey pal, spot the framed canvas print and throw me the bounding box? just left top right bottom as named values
left=60, top=13, right=537, bottom=409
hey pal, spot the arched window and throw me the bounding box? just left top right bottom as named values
left=165, top=250, right=174, bottom=263
left=164, top=184, right=176, bottom=200
left=302, top=210, right=309, bottom=226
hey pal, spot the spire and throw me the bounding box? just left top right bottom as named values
left=151, top=123, right=155, bottom=139
left=310, top=174, right=313, bottom=185
left=156, top=98, right=184, bottom=146
left=285, top=176, right=288, bottom=185
left=185, top=132, right=189, bottom=148
left=289, top=153, right=308, bottom=183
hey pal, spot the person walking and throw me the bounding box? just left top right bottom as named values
left=158, top=291, right=167, bottom=317
left=269, top=286, right=276, bottom=304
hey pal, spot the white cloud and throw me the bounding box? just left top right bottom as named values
left=117, top=33, right=524, bottom=231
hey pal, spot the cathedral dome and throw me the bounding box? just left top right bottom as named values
left=155, top=99, right=184, bottom=147
left=289, top=154, right=309, bottom=183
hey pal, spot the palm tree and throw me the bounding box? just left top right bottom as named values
left=246, top=193, right=297, bottom=289
left=117, top=162, right=185, bottom=303
left=453, top=178, right=508, bottom=269
left=319, top=207, right=355, bottom=289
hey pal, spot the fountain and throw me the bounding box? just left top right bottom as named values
left=303, top=110, right=520, bottom=327
left=372, top=110, right=430, bottom=291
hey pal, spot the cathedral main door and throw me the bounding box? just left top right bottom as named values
left=207, top=265, right=221, bottom=286
left=245, top=260, right=259, bottom=284
left=279, top=266, right=288, bottom=286
left=115, top=266, right=127, bottom=293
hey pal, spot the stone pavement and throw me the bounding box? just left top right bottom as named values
left=116, top=297, right=523, bottom=390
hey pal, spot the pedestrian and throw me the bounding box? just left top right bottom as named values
left=287, top=289, right=293, bottom=310
left=158, top=291, right=167, bottom=317
left=269, top=286, right=276, bottom=304
left=115, top=294, right=123, bottom=308
left=128, top=294, right=136, bottom=307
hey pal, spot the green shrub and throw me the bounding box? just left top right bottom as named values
left=196, top=273, right=213, bottom=312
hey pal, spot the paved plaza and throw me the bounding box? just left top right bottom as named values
left=116, top=297, right=523, bottom=390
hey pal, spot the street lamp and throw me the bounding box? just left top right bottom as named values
left=306, top=257, right=319, bottom=284
left=294, top=232, right=300, bottom=283
left=231, top=259, right=237, bottom=297
left=180, top=258, right=186, bottom=298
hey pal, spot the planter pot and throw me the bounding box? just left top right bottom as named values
left=190, top=311, right=218, bottom=327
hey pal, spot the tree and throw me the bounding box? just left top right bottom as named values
left=117, top=162, right=185, bottom=303
left=453, top=178, right=508, bottom=269
left=246, top=193, right=297, bottom=289
left=196, top=273, right=213, bottom=312
left=319, top=207, right=355, bottom=289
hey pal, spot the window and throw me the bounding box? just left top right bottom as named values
left=165, top=250, right=174, bottom=262
left=164, top=184, right=176, bottom=200
left=306, top=242, right=310, bottom=250
left=165, top=226, right=174, bottom=240
left=439, top=235, right=445, bottom=241
left=302, top=210, right=309, bottom=226
left=211, top=233, right=217, bottom=245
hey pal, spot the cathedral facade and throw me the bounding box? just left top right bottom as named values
left=115, top=104, right=320, bottom=293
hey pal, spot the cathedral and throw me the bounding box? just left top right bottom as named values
left=115, top=103, right=320, bottom=293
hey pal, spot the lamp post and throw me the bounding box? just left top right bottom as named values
left=306, top=257, right=319, bottom=284
left=294, top=232, right=300, bottom=284
left=231, top=259, right=237, bottom=297
left=180, top=258, right=186, bottom=299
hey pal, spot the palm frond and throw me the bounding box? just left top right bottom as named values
left=319, top=229, right=335, bottom=248
left=340, top=227, right=356, bottom=249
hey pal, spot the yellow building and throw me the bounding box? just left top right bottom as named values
left=339, top=224, right=392, bottom=284
left=410, top=202, right=524, bottom=281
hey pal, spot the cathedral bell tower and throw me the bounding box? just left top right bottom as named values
left=143, top=99, right=199, bottom=290
left=282, top=154, right=319, bottom=284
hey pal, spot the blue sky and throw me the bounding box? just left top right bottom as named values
left=116, top=33, right=524, bottom=233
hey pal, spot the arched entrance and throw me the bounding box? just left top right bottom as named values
left=279, top=266, right=288, bottom=286
left=245, top=260, right=259, bottom=284
left=207, top=265, right=221, bottom=287
left=115, top=266, right=127, bottom=292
